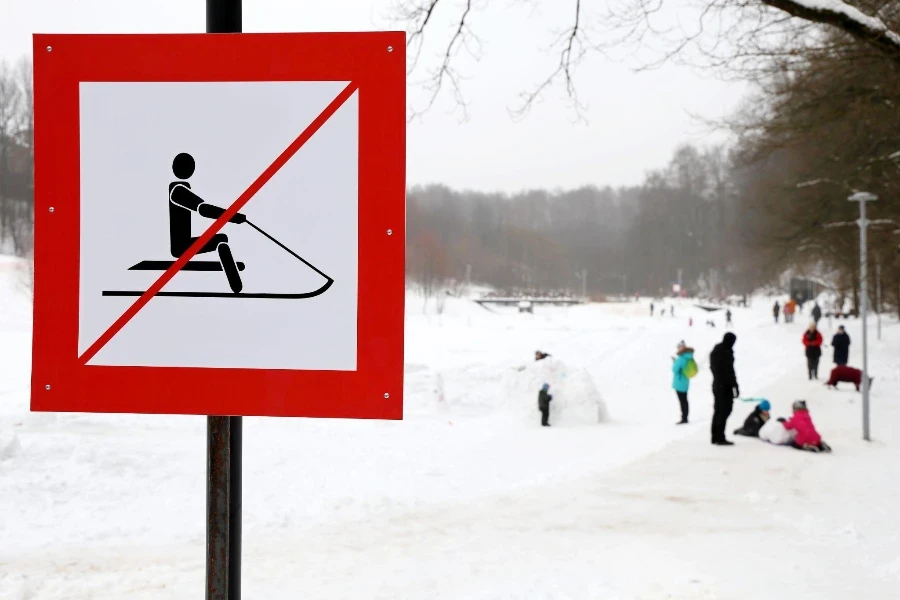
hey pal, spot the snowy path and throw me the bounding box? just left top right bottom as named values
left=2, top=285, right=899, bottom=599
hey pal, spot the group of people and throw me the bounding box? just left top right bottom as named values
left=801, top=322, right=872, bottom=390
left=650, top=303, right=676, bottom=318
left=670, top=333, right=737, bottom=443
left=774, top=298, right=824, bottom=326
left=733, top=399, right=832, bottom=452
left=671, top=331, right=833, bottom=451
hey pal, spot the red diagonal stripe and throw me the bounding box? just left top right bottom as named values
left=79, top=81, right=359, bottom=365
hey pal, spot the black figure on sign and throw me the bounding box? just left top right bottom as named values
left=169, top=153, right=246, bottom=293
left=101, top=152, right=334, bottom=299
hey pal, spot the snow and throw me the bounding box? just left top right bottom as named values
left=790, top=0, right=900, bottom=46
left=2, top=281, right=900, bottom=598
left=760, top=416, right=797, bottom=445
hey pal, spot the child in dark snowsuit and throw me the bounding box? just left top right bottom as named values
left=734, top=400, right=771, bottom=437
left=538, top=383, right=552, bottom=427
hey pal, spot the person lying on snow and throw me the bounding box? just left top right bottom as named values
left=826, top=365, right=873, bottom=392
left=734, top=400, right=771, bottom=437
left=535, top=350, right=551, bottom=361
left=779, top=400, right=832, bottom=453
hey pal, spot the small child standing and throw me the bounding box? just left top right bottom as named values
left=780, top=400, right=832, bottom=452
left=538, top=383, right=553, bottom=427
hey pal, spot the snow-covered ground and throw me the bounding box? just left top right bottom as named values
left=2, top=270, right=899, bottom=599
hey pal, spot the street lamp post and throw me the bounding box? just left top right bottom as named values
left=849, top=191, right=877, bottom=441
left=876, top=256, right=882, bottom=341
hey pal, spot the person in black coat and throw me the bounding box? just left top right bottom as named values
left=538, top=383, right=552, bottom=426
left=709, top=332, right=739, bottom=445
left=773, top=301, right=780, bottom=323
left=831, top=326, right=850, bottom=366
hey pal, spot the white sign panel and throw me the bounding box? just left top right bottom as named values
left=78, top=82, right=359, bottom=370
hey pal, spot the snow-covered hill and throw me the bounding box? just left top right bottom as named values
left=1, top=281, right=899, bottom=599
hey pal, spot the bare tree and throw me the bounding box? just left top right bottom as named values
left=0, top=60, right=23, bottom=252
left=395, top=0, right=900, bottom=116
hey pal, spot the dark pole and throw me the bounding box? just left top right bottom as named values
left=206, top=418, right=232, bottom=600
left=205, top=4, right=242, bottom=600
left=207, top=0, right=241, bottom=33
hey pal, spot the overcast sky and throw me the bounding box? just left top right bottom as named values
left=1, top=0, right=747, bottom=192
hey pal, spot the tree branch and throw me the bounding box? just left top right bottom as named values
left=404, top=0, right=476, bottom=122
left=511, top=0, right=587, bottom=120
left=761, top=0, right=900, bottom=64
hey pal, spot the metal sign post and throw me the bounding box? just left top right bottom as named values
left=205, top=6, right=242, bottom=600
left=850, top=191, right=876, bottom=442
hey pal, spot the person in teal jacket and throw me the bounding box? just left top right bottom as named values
left=672, top=340, right=694, bottom=424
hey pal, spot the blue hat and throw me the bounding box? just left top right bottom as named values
left=758, top=400, right=771, bottom=411
left=541, top=383, right=550, bottom=391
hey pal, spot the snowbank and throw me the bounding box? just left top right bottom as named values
left=404, top=357, right=609, bottom=427
left=502, top=358, right=610, bottom=426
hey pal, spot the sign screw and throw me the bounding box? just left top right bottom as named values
left=49, top=207, right=55, bottom=213
left=387, top=229, right=393, bottom=236
left=45, top=385, right=51, bottom=391
left=46, top=46, right=52, bottom=52
left=384, top=392, right=390, bottom=399
left=387, top=46, right=393, bottom=53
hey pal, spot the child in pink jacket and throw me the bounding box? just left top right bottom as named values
left=780, top=400, right=831, bottom=453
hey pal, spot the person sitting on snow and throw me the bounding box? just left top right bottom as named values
left=826, top=365, right=873, bottom=392
left=780, top=400, right=832, bottom=453
left=734, top=400, right=771, bottom=438
left=538, top=383, right=553, bottom=427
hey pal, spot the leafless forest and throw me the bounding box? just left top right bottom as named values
left=2, top=0, right=899, bottom=308
left=403, top=0, right=900, bottom=308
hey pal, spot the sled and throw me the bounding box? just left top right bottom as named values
left=101, top=279, right=332, bottom=299
left=128, top=260, right=246, bottom=272
left=101, top=220, right=333, bottom=299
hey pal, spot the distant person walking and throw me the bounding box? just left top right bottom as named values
left=788, top=299, right=798, bottom=323
left=538, top=383, right=553, bottom=427
left=671, top=340, right=695, bottom=425
left=709, top=332, right=739, bottom=446
left=670, top=305, right=676, bottom=318
left=773, top=301, right=780, bottom=324
left=831, top=325, right=850, bottom=366
left=811, top=302, right=822, bottom=326
left=725, top=309, right=733, bottom=328
left=650, top=303, right=655, bottom=317
left=802, top=323, right=824, bottom=380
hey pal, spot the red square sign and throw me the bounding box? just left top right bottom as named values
left=31, top=33, right=405, bottom=419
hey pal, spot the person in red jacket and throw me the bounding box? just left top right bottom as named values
left=802, top=323, right=824, bottom=380
left=826, top=365, right=873, bottom=391
left=780, top=400, right=831, bottom=452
